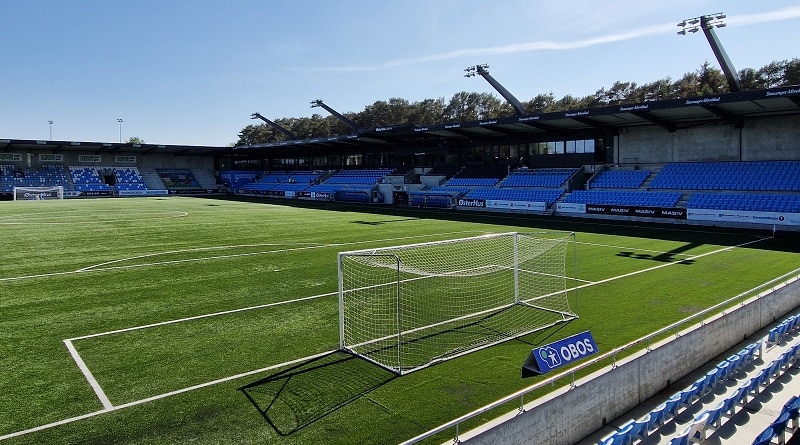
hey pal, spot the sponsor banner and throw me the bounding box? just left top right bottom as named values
left=688, top=209, right=800, bottom=226
left=117, top=190, right=148, bottom=196
left=585, top=204, right=686, bottom=219
left=117, top=190, right=169, bottom=197
left=522, top=331, right=599, bottom=377
left=20, top=191, right=59, bottom=200
left=79, top=191, right=113, bottom=197
left=297, top=191, right=312, bottom=198
left=313, top=192, right=332, bottom=200
left=456, top=198, right=486, bottom=208
left=555, top=202, right=586, bottom=214
left=168, top=189, right=218, bottom=195
left=486, top=200, right=547, bottom=212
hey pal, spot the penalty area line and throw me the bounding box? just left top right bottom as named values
left=0, top=349, right=337, bottom=442
left=63, top=340, right=113, bottom=410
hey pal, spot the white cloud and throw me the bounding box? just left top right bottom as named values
left=309, top=6, right=800, bottom=73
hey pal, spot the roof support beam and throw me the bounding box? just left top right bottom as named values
left=250, top=112, right=296, bottom=140
left=310, top=100, right=359, bottom=133
left=465, top=64, right=527, bottom=116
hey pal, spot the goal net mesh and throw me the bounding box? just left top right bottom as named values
left=338, top=232, right=576, bottom=374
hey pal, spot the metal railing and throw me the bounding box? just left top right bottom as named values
left=399, top=267, right=800, bottom=444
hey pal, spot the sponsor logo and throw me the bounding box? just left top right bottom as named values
left=413, top=127, right=429, bottom=132
left=524, top=331, right=599, bottom=375
left=766, top=88, right=800, bottom=97
left=685, top=97, right=721, bottom=105
left=518, top=116, right=540, bottom=122
left=620, top=104, right=649, bottom=112
left=375, top=126, right=392, bottom=132
left=565, top=111, right=589, bottom=117
left=457, top=198, right=486, bottom=208
left=478, top=120, right=497, bottom=126
left=445, top=123, right=461, bottom=129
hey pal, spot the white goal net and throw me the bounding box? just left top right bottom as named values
left=13, top=186, right=64, bottom=201
left=338, top=232, right=576, bottom=374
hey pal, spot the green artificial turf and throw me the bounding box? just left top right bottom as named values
left=0, top=196, right=797, bottom=444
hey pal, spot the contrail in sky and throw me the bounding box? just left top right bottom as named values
left=312, top=6, right=800, bottom=73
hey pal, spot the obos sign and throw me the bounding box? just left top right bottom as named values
left=522, top=331, right=598, bottom=377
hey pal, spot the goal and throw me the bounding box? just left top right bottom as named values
left=338, top=232, right=576, bottom=375
left=13, top=186, right=64, bottom=201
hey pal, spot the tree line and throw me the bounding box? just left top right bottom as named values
left=235, top=59, right=800, bottom=146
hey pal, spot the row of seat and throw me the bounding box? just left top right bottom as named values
left=687, top=192, right=800, bottom=213
left=564, top=190, right=682, bottom=208
left=445, top=177, right=500, bottom=187
left=667, top=310, right=800, bottom=445
left=590, top=170, right=650, bottom=189
left=650, top=161, right=800, bottom=192
left=669, top=342, right=799, bottom=445
left=666, top=311, right=800, bottom=445
left=768, top=315, right=800, bottom=347
left=752, top=395, right=800, bottom=445
left=463, top=188, right=565, bottom=205
left=599, top=341, right=763, bottom=445
left=499, top=168, right=577, bottom=188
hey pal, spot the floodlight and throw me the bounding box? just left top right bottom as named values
left=675, top=11, right=740, bottom=92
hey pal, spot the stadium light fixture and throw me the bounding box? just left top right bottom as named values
left=463, top=64, right=527, bottom=116
left=676, top=12, right=741, bottom=92
left=116, top=118, right=123, bottom=143
left=48, top=120, right=53, bottom=140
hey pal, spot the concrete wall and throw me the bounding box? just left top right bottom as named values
left=459, top=275, right=800, bottom=445
left=616, top=114, right=800, bottom=165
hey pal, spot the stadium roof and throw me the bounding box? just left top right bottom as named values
left=3, top=85, right=799, bottom=158
left=235, top=85, right=800, bottom=155
left=0, top=139, right=224, bottom=157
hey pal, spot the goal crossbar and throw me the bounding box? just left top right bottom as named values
left=338, top=232, right=576, bottom=375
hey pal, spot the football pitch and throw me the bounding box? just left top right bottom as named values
left=1, top=196, right=798, bottom=445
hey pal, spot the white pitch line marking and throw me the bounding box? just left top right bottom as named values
left=68, top=291, right=338, bottom=341
left=0, top=235, right=770, bottom=441
left=63, top=340, right=113, bottom=410
left=0, top=230, right=484, bottom=283
left=0, top=349, right=337, bottom=442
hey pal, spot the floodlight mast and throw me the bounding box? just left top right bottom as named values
left=310, top=99, right=359, bottom=132
left=464, top=64, right=527, bottom=116
left=250, top=112, right=296, bottom=139
left=677, top=13, right=741, bottom=93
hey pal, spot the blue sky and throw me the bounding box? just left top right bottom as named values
left=1, top=0, right=798, bottom=147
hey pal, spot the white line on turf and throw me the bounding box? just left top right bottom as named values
left=68, top=291, right=338, bottom=341
left=63, top=340, right=113, bottom=410
left=574, top=240, right=697, bottom=257
left=0, top=349, right=337, bottom=442
left=0, top=230, right=484, bottom=282
left=0, top=235, right=769, bottom=441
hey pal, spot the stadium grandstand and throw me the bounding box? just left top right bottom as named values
left=2, top=58, right=800, bottom=445
left=4, top=82, right=800, bottom=233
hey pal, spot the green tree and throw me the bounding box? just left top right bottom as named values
left=235, top=124, right=278, bottom=146
left=525, top=93, right=556, bottom=112
left=126, top=136, right=145, bottom=144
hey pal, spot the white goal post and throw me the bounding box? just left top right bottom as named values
left=338, top=231, right=577, bottom=375
left=13, top=186, right=64, bottom=201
